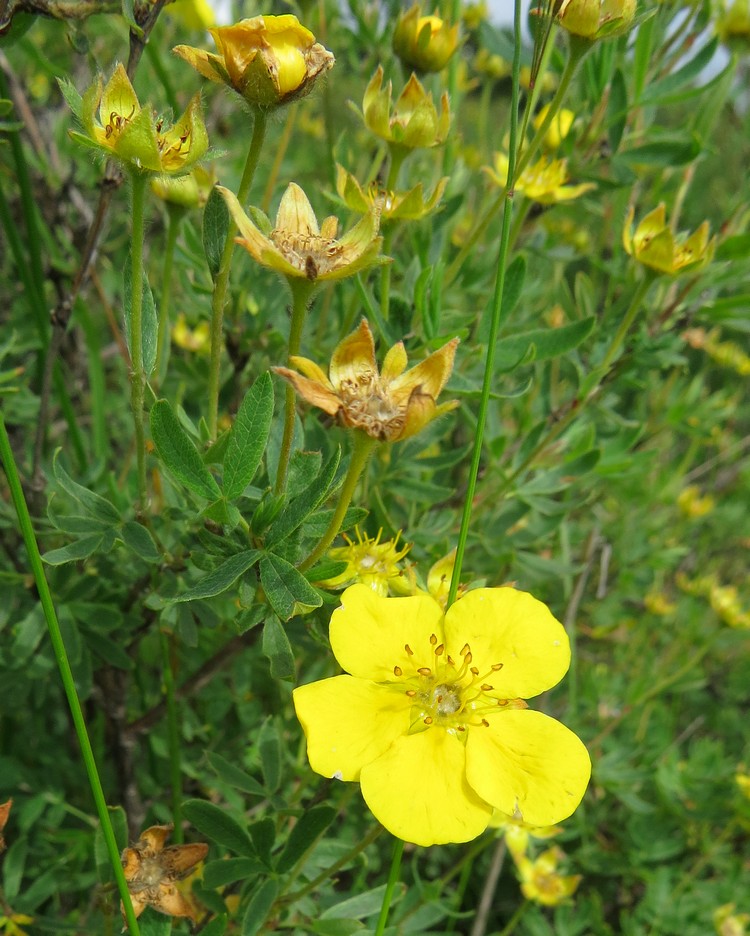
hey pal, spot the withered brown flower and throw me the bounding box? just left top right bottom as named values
left=0, top=798, right=11, bottom=853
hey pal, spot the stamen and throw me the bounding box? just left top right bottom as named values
left=393, top=666, right=402, bottom=676
left=417, top=667, right=432, bottom=676
left=404, top=644, right=414, bottom=656
left=429, top=634, right=437, bottom=645
left=405, top=689, right=417, bottom=697
left=424, top=716, right=433, bottom=725
left=481, top=718, right=490, bottom=727
left=465, top=653, right=473, bottom=665
left=481, top=684, right=494, bottom=691
left=434, top=643, right=445, bottom=656
left=460, top=643, right=470, bottom=656
left=469, top=665, right=478, bottom=675
left=492, top=663, right=504, bottom=671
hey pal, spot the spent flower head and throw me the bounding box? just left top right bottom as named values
left=317, top=527, right=412, bottom=596
left=273, top=319, right=459, bottom=443
left=67, top=63, right=208, bottom=174
left=220, top=183, right=383, bottom=288
left=623, top=204, right=715, bottom=275
left=294, top=585, right=590, bottom=845
left=392, top=4, right=460, bottom=73
left=485, top=152, right=594, bottom=204
left=336, top=164, right=448, bottom=222
left=361, top=66, right=451, bottom=152
left=0, top=798, right=11, bottom=853
left=174, top=15, right=334, bottom=108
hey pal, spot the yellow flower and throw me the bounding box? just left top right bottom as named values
left=516, top=846, right=582, bottom=906
left=151, top=165, right=214, bottom=209
left=68, top=63, right=208, bottom=174
left=165, top=0, right=215, bottom=30
left=392, top=4, right=460, bottom=73
left=462, top=0, right=488, bottom=31
left=533, top=105, right=575, bottom=150
left=490, top=813, right=563, bottom=860
left=735, top=767, right=750, bottom=800
left=174, top=15, right=334, bottom=108
left=644, top=591, right=677, bottom=616
left=683, top=327, right=750, bottom=376
left=485, top=153, right=595, bottom=204
left=623, top=204, right=715, bottom=275
left=317, top=527, right=412, bottom=596
left=426, top=549, right=465, bottom=609
left=361, top=66, right=451, bottom=152
left=715, top=904, right=750, bottom=936
left=556, top=0, right=636, bottom=39
left=715, top=0, right=750, bottom=51
left=293, top=584, right=591, bottom=846
left=677, top=484, right=715, bottom=519
left=273, top=319, right=459, bottom=443
left=335, top=164, right=448, bottom=222
left=220, top=183, right=383, bottom=286
left=172, top=314, right=210, bottom=352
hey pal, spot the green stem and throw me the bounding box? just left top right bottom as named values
left=298, top=433, right=376, bottom=572
left=275, top=280, right=316, bottom=494
left=128, top=171, right=148, bottom=513
left=441, top=0, right=462, bottom=174
left=0, top=415, right=141, bottom=936
left=446, top=0, right=523, bottom=609
left=283, top=824, right=382, bottom=903
left=380, top=149, right=406, bottom=324
left=599, top=273, right=654, bottom=373
left=374, top=838, right=404, bottom=936
left=154, top=206, right=183, bottom=388
left=160, top=630, right=183, bottom=843
left=208, top=108, right=268, bottom=439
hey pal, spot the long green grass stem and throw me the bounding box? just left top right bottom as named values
left=446, top=0, right=523, bottom=610
left=374, top=838, right=404, bottom=936
left=283, top=824, right=383, bottom=904
left=207, top=108, right=268, bottom=439
left=441, top=0, right=463, bottom=174
left=154, top=205, right=184, bottom=388
left=298, top=433, right=377, bottom=572
left=275, top=280, right=316, bottom=494
left=128, top=171, right=148, bottom=513
left=379, top=149, right=406, bottom=323
left=0, top=414, right=141, bottom=936
left=160, top=630, right=183, bottom=843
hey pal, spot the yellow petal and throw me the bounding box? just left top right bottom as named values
left=465, top=709, right=591, bottom=826
left=381, top=342, right=408, bottom=381
left=330, top=584, right=445, bottom=681
left=100, top=63, right=139, bottom=126
left=329, top=320, right=378, bottom=389
left=444, top=588, right=570, bottom=699
left=272, top=367, right=341, bottom=415
left=389, top=336, right=459, bottom=402
left=360, top=729, right=493, bottom=845
left=293, top=675, right=410, bottom=780
left=287, top=354, right=333, bottom=388
left=275, top=182, right=320, bottom=237
left=173, top=45, right=229, bottom=83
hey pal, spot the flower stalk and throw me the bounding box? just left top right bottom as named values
left=154, top=205, right=184, bottom=387
left=0, top=413, right=141, bottom=936
left=161, top=630, right=183, bottom=844
left=208, top=108, right=268, bottom=439
left=129, top=170, right=148, bottom=513
left=379, top=148, right=406, bottom=323
left=374, top=838, right=405, bottom=936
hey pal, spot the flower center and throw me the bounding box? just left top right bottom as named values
left=271, top=230, right=344, bottom=280
left=336, top=377, right=405, bottom=440
left=389, top=635, right=517, bottom=735
left=104, top=105, right=135, bottom=140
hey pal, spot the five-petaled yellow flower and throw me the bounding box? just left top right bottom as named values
left=71, top=63, right=208, bottom=174
left=220, top=184, right=383, bottom=286
left=623, top=204, right=715, bottom=275
left=361, top=66, right=451, bottom=152
left=294, top=584, right=591, bottom=846
left=174, top=15, right=334, bottom=108
left=485, top=153, right=595, bottom=204
left=317, top=527, right=412, bottom=596
left=273, top=319, right=459, bottom=443
left=392, top=5, right=460, bottom=73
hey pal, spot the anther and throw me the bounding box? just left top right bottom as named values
left=492, top=663, right=504, bottom=671
left=429, top=634, right=437, bottom=645
left=465, top=653, right=473, bottom=665
left=469, top=664, right=478, bottom=675
left=405, top=689, right=417, bottom=697
left=460, top=643, right=470, bottom=656
left=481, top=718, right=490, bottom=727
left=457, top=725, right=466, bottom=732
left=424, top=717, right=433, bottom=725
left=417, top=667, right=432, bottom=677
left=497, top=699, right=509, bottom=706
left=434, top=643, right=445, bottom=656
left=393, top=666, right=402, bottom=676
left=481, top=684, right=493, bottom=691
left=404, top=644, right=414, bottom=656
left=446, top=655, right=456, bottom=667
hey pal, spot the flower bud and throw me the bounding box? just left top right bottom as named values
left=392, top=5, right=460, bottom=73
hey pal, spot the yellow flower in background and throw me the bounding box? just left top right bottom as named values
left=165, top=0, right=215, bottom=30
left=516, top=846, right=582, bottom=906
left=67, top=63, right=208, bottom=174
left=556, top=0, right=636, bottom=39
left=220, top=183, right=383, bottom=285
left=683, top=327, right=750, bottom=377
left=462, top=0, right=488, bottom=31
left=392, top=4, right=460, bottom=73
left=172, top=314, right=210, bottom=352
left=533, top=104, right=575, bottom=150
left=677, top=484, right=715, bottom=519
left=294, top=584, right=591, bottom=846
left=485, top=153, right=595, bottom=204
left=491, top=813, right=563, bottom=860
left=317, top=528, right=412, bottom=596
left=151, top=165, right=214, bottom=209
left=715, top=0, right=750, bottom=51
left=335, top=164, right=448, bottom=222
left=273, top=319, right=459, bottom=443
left=174, top=15, right=334, bottom=108
left=644, top=591, right=677, bottom=616
left=735, top=767, right=750, bottom=800
left=623, top=204, right=715, bottom=275
left=426, top=549, right=466, bottom=609
left=714, top=903, right=750, bottom=936
left=361, top=66, right=451, bottom=151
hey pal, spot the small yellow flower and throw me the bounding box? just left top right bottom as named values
left=426, top=549, right=466, bottom=609
left=715, top=0, right=750, bottom=51
left=644, top=591, right=677, bottom=616
left=361, top=66, right=451, bottom=152
left=485, top=153, right=595, bottom=204
left=677, top=484, right=715, bottom=519
left=0, top=912, right=34, bottom=936
left=220, top=183, right=383, bottom=286
left=516, top=846, right=582, bottom=906
left=490, top=813, right=563, bottom=860
left=556, top=0, right=636, bottom=39
left=69, top=63, right=208, bottom=174
left=735, top=767, right=750, bottom=800
left=684, top=327, right=750, bottom=376
left=174, top=15, right=334, bottom=108
left=335, top=164, right=448, bottom=222
left=623, top=204, right=715, bottom=275
left=533, top=105, right=575, bottom=150
left=462, top=0, right=488, bottom=31
left=392, top=4, right=460, bottom=73
left=172, top=314, right=210, bottom=352
left=293, top=584, right=591, bottom=846
left=273, top=319, right=459, bottom=443
left=317, top=527, right=412, bottom=596
left=151, top=165, right=214, bottom=209
left=714, top=903, right=750, bottom=936
left=165, top=0, right=215, bottom=30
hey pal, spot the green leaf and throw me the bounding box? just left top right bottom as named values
left=150, top=399, right=221, bottom=500
left=248, top=817, right=275, bottom=866
left=311, top=922, right=365, bottom=936
left=52, top=453, right=121, bottom=523
left=320, top=884, right=405, bottom=920
left=182, top=799, right=255, bottom=857
left=207, top=751, right=266, bottom=796
left=203, top=185, right=230, bottom=280
left=137, top=910, right=171, bottom=936
left=42, top=534, right=104, bottom=565
left=265, top=447, right=342, bottom=547
left=203, top=858, right=263, bottom=889
left=84, top=630, right=134, bottom=670
left=242, top=878, right=279, bottom=936
left=639, top=39, right=718, bottom=107
left=120, top=520, right=160, bottom=563
left=276, top=806, right=336, bottom=873
left=94, top=806, right=128, bottom=884
left=196, top=915, right=228, bottom=936
left=223, top=373, right=274, bottom=500
left=120, top=0, right=142, bottom=34
left=300, top=506, right=368, bottom=540
left=57, top=77, right=82, bottom=120
left=123, top=261, right=158, bottom=377
left=260, top=554, right=323, bottom=620
left=2, top=838, right=27, bottom=900
left=477, top=255, right=526, bottom=343
left=257, top=716, right=282, bottom=793
left=716, top=234, right=750, bottom=262
left=608, top=68, right=627, bottom=154
left=496, top=317, right=595, bottom=371
left=618, top=136, right=702, bottom=168
left=171, top=550, right=261, bottom=603
left=261, top=614, right=295, bottom=680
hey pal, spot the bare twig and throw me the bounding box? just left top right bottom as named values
left=469, top=839, right=507, bottom=936
left=0, top=0, right=120, bottom=33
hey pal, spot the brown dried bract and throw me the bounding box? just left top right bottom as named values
left=0, top=798, right=11, bottom=853
left=121, top=823, right=208, bottom=920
